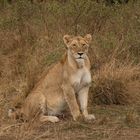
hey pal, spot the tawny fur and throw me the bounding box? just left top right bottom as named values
left=8, top=34, right=95, bottom=123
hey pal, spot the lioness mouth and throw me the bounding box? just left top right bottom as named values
left=77, top=57, right=83, bottom=59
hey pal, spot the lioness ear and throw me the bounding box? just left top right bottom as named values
left=63, top=35, right=72, bottom=45
left=84, top=34, right=92, bottom=44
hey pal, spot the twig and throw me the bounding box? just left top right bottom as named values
left=0, top=123, right=23, bottom=132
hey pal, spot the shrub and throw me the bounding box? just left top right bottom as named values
left=91, top=60, right=140, bottom=105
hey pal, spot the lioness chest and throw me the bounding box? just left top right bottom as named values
left=70, top=67, right=91, bottom=92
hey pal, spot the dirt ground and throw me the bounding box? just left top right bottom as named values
left=0, top=105, right=140, bottom=140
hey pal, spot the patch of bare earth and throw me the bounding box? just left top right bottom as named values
left=0, top=105, right=140, bottom=140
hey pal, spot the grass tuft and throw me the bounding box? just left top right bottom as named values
left=91, top=61, right=140, bottom=105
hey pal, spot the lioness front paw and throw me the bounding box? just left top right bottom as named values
left=84, top=114, right=95, bottom=121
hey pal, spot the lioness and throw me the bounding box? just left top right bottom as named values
left=8, top=34, right=95, bottom=123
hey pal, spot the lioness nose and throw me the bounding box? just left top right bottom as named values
left=78, top=52, right=84, bottom=56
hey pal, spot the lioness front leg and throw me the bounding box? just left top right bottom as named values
left=62, top=84, right=80, bottom=121
left=78, top=86, right=95, bottom=121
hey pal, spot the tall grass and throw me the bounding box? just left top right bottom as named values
left=91, top=60, right=140, bottom=105
left=0, top=0, right=140, bottom=119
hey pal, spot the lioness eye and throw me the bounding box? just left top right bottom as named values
left=82, top=44, right=87, bottom=49
left=72, top=44, right=76, bottom=49
left=82, top=44, right=86, bottom=47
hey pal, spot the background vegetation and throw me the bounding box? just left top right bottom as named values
left=0, top=0, right=140, bottom=139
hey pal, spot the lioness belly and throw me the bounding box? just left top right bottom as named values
left=45, top=87, right=67, bottom=115
left=47, top=99, right=66, bottom=116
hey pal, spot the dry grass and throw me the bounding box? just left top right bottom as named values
left=0, top=0, right=140, bottom=139
left=0, top=106, right=140, bottom=140
left=91, top=61, right=140, bottom=105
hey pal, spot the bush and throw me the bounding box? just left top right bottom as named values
left=91, top=60, right=140, bottom=105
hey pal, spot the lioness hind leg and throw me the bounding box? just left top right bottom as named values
left=39, top=97, right=59, bottom=123
left=39, top=115, right=60, bottom=123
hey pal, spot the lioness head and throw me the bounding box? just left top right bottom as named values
left=63, top=34, right=92, bottom=62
